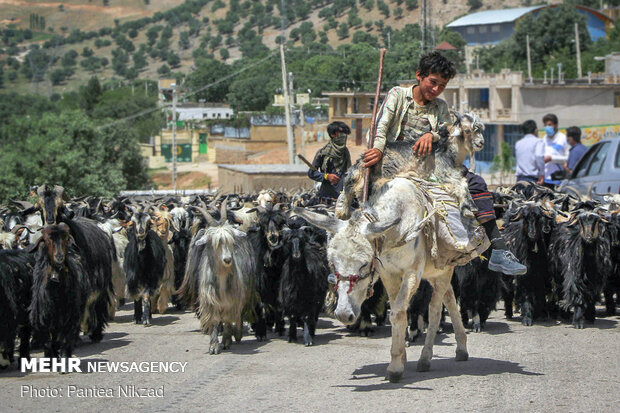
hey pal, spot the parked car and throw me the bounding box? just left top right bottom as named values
left=558, top=138, right=620, bottom=199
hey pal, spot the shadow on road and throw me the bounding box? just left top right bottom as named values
left=334, top=357, right=542, bottom=392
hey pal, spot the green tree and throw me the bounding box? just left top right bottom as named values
left=179, top=31, right=190, bottom=50
left=219, top=48, right=230, bottom=60
left=337, top=23, right=349, bottom=39
left=0, top=111, right=129, bottom=202
left=158, top=64, right=171, bottom=75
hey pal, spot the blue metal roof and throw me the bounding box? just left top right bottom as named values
left=446, top=6, right=544, bottom=27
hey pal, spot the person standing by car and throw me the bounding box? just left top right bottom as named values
left=564, top=126, right=588, bottom=176
left=542, top=113, right=569, bottom=188
left=307, top=121, right=352, bottom=200
left=515, top=119, right=545, bottom=184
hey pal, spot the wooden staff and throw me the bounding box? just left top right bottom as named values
left=362, top=48, right=387, bottom=204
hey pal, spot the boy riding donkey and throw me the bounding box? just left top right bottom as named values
left=361, top=51, right=526, bottom=276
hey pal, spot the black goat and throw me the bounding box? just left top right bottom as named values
left=124, top=210, right=167, bottom=326
left=502, top=201, right=557, bottom=326
left=549, top=210, right=612, bottom=328
left=452, top=250, right=501, bottom=332
left=35, top=185, right=115, bottom=341
left=248, top=204, right=288, bottom=340
left=278, top=225, right=329, bottom=346
left=29, top=224, right=88, bottom=358
left=169, top=227, right=192, bottom=311
left=0, top=249, right=33, bottom=368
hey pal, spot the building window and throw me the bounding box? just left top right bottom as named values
left=615, top=91, right=620, bottom=108
left=466, top=27, right=475, bottom=34
left=491, top=24, right=500, bottom=33
left=226, top=113, right=230, bottom=118
left=479, top=26, right=487, bottom=34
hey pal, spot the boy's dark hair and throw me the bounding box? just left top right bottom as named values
left=327, top=121, right=351, bottom=138
left=566, top=126, right=582, bottom=143
left=521, top=119, right=538, bottom=135
left=542, top=113, right=558, bottom=125
left=417, top=51, right=457, bottom=80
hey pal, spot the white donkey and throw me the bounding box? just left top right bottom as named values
left=295, top=176, right=479, bottom=382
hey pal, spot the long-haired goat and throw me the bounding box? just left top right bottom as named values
left=29, top=224, right=88, bottom=358
left=187, top=202, right=257, bottom=354
left=502, top=201, right=558, bottom=325
left=124, top=208, right=167, bottom=326
left=278, top=225, right=329, bottom=346
left=0, top=249, right=33, bottom=368
left=35, top=185, right=115, bottom=340
left=549, top=209, right=612, bottom=328
left=247, top=204, right=288, bottom=340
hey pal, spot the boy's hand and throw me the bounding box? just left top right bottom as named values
left=412, top=133, right=433, bottom=156
left=363, top=148, right=383, bottom=167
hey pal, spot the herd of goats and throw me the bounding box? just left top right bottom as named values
left=0, top=181, right=619, bottom=367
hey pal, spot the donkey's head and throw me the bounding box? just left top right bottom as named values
left=293, top=207, right=400, bottom=324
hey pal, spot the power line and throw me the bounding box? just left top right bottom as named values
left=95, top=51, right=277, bottom=131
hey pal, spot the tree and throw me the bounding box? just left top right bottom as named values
left=394, top=7, right=403, bottom=19
left=337, top=23, right=349, bottom=39
left=167, top=51, right=181, bottom=68
left=405, top=0, right=417, bottom=10
left=128, top=28, right=138, bottom=39
left=185, top=57, right=231, bottom=102
left=80, top=76, right=102, bottom=113
left=82, top=47, right=94, bottom=57
left=0, top=111, right=135, bottom=203
left=219, top=48, right=230, bottom=60
left=467, top=0, right=482, bottom=10
left=179, top=31, right=190, bottom=50
left=157, top=64, right=171, bottom=75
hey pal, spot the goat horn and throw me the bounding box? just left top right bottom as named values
left=220, top=196, right=228, bottom=224
left=195, top=206, right=219, bottom=227
left=450, top=110, right=463, bottom=124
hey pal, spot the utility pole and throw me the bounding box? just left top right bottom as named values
left=299, top=98, right=305, bottom=159
left=280, top=44, right=295, bottom=164
left=288, top=71, right=298, bottom=163
left=575, top=23, right=582, bottom=79
left=279, top=0, right=295, bottom=165
left=171, top=83, right=178, bottom=192
left=526, top=34, right=533, bottom=83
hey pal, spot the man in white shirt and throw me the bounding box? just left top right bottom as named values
left=515, top=120, right=545, bottom=184
left=542, top=113, right=569, bottom=188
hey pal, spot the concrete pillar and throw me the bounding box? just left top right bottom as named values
left=511, top=85, right=520, bottom=122
left=459, top=79, right=467, bottom=113
left=489, top=80, right=498, bottom=123
left=347, top=97, right=354, bottom=115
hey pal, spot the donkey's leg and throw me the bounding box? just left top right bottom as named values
left=417, top=277, right=450, bottom=372
left=443, top=282, right=469, bottom=361
left=384, top=271, right=422, bottom=383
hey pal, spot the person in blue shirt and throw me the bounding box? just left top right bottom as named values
left=564, top=126, right=588, bottom=175
left=308, top=121, right=352, bottom=200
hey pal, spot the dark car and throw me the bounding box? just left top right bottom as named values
left=558, top=138, right=620, bottom=198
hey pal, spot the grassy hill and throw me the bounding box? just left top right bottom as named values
left=1, top=0, right=531, bottom=95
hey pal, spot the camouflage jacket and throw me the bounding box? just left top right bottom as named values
left=372, top=85, right=450, bottom=153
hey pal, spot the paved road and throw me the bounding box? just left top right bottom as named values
left=1, top=304, right=618, bottom=412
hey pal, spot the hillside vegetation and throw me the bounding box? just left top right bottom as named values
left=1, top=0, right=531, bottom=95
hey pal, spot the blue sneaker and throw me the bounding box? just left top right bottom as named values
left=488, top=249, right=527, bottom=276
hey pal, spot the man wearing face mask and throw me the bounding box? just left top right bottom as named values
left=542, top=113, right=569, bottom=188
left=308, top=121, right=352, bottom=200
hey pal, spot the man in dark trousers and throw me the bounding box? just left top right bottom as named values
left=307, top=121, right=352, bottom=200
left=362, top=51, right=526, bottom=276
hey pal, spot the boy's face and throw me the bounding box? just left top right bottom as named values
left=416, top=71, right=449, bottom=102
